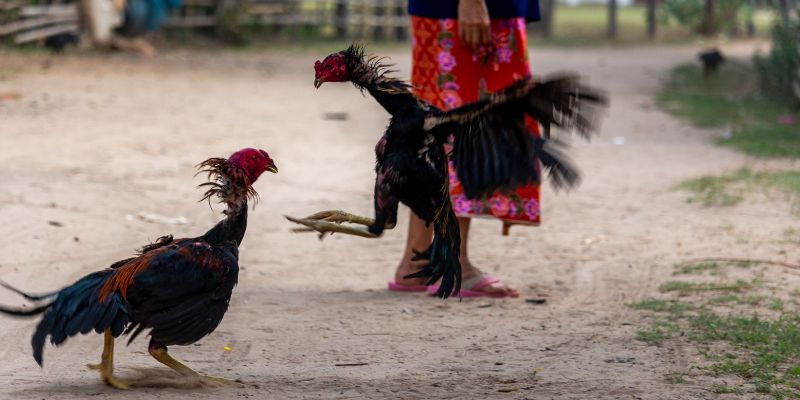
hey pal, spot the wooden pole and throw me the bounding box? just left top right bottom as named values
left=335, top=0, right=348, bottom=39
left=540, top=0, right=555, bottom=38
left=607, top=0, right=617, bottom=39
left=700, top=0, right=716, bottom=36
left=393, top=0, right=407, bottom=41
left=373, top=0, right=384, bottom=40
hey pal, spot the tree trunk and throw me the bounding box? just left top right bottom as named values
left=646, top=0, right=656, bottom=39
left=779, top=0, right=790, bottom=26
left=700, top=0, right=716, bottom=36
left=746, top=0, right=756, bottom=37
left=607, top=0, right=617, bottom=39
left=537, top=0, right=555, bottom=38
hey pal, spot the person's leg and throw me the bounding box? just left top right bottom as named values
left=393, top=212, right=433, bottom=285
left=457, top=217, right=519, bottom=297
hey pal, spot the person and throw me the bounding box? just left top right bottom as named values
left=388, top=0, right=542, bottom=298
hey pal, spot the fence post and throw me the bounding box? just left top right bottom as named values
left=393, top=0, right=407, bottom=41
left=373, top=0, right=384, bottom=40
left=537, top=0, right=555, bottom=38
left=607, top=0, right=617, bottom=39
left=646, top=0, right=656, bottom=39
left=335, top=0, right=348, bottom=38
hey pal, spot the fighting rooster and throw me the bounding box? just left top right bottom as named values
left=287, top=45, right=606, bottom=298
left=0, top=148, right=277, bottom=388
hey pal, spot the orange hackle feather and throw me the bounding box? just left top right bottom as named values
left=97, top=247, right=170, bottom=303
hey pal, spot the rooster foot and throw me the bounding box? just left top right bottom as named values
left=285, top=210, right=376, bottom=239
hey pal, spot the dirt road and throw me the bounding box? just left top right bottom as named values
left=0, top=43, right=795, bottom=399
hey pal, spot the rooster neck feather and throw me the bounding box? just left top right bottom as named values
left=196, top=158, right=258, bottom=216
left=343, top=44, right=420, bottom=116
left=195, top=158, right=255, bottom=247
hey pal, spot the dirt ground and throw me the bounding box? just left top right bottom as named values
left=0, top=42, right=797, bottom=399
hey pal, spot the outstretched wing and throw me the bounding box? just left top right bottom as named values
left=423, top=74, right=607, bottom=199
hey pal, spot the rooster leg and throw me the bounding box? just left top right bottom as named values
left=86, top=329, right=131, bottom=389
left=285, top=210, right=378, bottom=239
left=148, top=340, right=234, bottom=385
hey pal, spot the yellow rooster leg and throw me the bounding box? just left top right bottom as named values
left=86, top=329, right=130, bottom=389
left=148, top=342, right=234, bottom=385
left=285, top=210, right=377, bottom=239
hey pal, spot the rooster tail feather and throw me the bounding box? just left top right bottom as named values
left=29, top=272, right=130, bottom=367
left=0, top=280, right=58, bottom=302
left=404, top=199, right=462, bottom=299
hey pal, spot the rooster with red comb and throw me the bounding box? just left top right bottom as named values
left=0, top=148, right=277, bottom=388
left=289, top=44, right=607, bottom=299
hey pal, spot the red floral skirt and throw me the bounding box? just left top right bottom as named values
left=411, top=16, right=542, bottom=226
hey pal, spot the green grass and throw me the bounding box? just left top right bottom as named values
left=659, top=280, right=751, bottom=293
left=678, top=168, right=800, bottom=208
left=710, top=294, right=765, bottom=305
left=633, top=265, right=800, bottom=398
left=533, top=5, right=775, bottom=46
left=636, top=320, right=679, bottom=344
left=674, top=262, right=720, bottom=275
left=634, top=306, right=800, bottom=397
left=630, top=298, right=695, bottom=314
left=658, top=62, right=800, bottom=158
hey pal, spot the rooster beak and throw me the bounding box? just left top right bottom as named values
left=267, top=165, right=278, bottom=174
left=314, top=78, right=323, bottom=89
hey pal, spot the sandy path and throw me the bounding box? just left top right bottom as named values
left=0, top=43, right=796, bottom=399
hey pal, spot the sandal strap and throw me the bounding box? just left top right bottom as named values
left=462, top=275, right=500, bottom=292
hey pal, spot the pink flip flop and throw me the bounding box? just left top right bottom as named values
left=427, top=275, right=517, bottom=298
left=387, top=281, right=428, bottom=293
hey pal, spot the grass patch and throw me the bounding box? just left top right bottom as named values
left=634, top=265, right=800, bottom=397
left=636, top=320, right=679, bottom=345
left=659, top=279, right=751, bottom=293
left=657, top=62, right=800, bottom=158
left=678, top=168, right=800, bottom=208
left=533, top=5, right=774, bottom=46
left=674, top=262, right=720, bottom=275
left=630, top=298, right=695, bottom=314
left=710, top=294, right=765, bottom=306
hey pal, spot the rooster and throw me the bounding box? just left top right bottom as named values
left=0, top=148, right=277, bottom=389
left=287, top=45, right=606, bottom=298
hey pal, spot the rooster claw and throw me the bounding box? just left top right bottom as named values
left=285, top=212, right=377, bottom=239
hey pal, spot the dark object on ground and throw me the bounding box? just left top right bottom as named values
left=525, top=298, right=547, bottom=304
left=44, top=33, right=79, bottom=53
left=698, top=48, right=725, bottom=79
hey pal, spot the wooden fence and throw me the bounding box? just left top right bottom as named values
left=167, top=0, right=410, bottom=40
left=0, top=0, right=411, bottom=44
left=0, top=3, right=78, bottom=44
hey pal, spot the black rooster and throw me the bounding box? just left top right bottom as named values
left=0, top=148, right=277, bottom=388
left=287, top=45, right=606, bottom=298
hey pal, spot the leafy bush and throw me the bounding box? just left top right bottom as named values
left=754, top=22, right=800, bottom=105
left=662, top=0, right=744, bottom=34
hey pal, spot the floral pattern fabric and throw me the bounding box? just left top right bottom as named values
left=411, top=16, right=541, bottom=225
